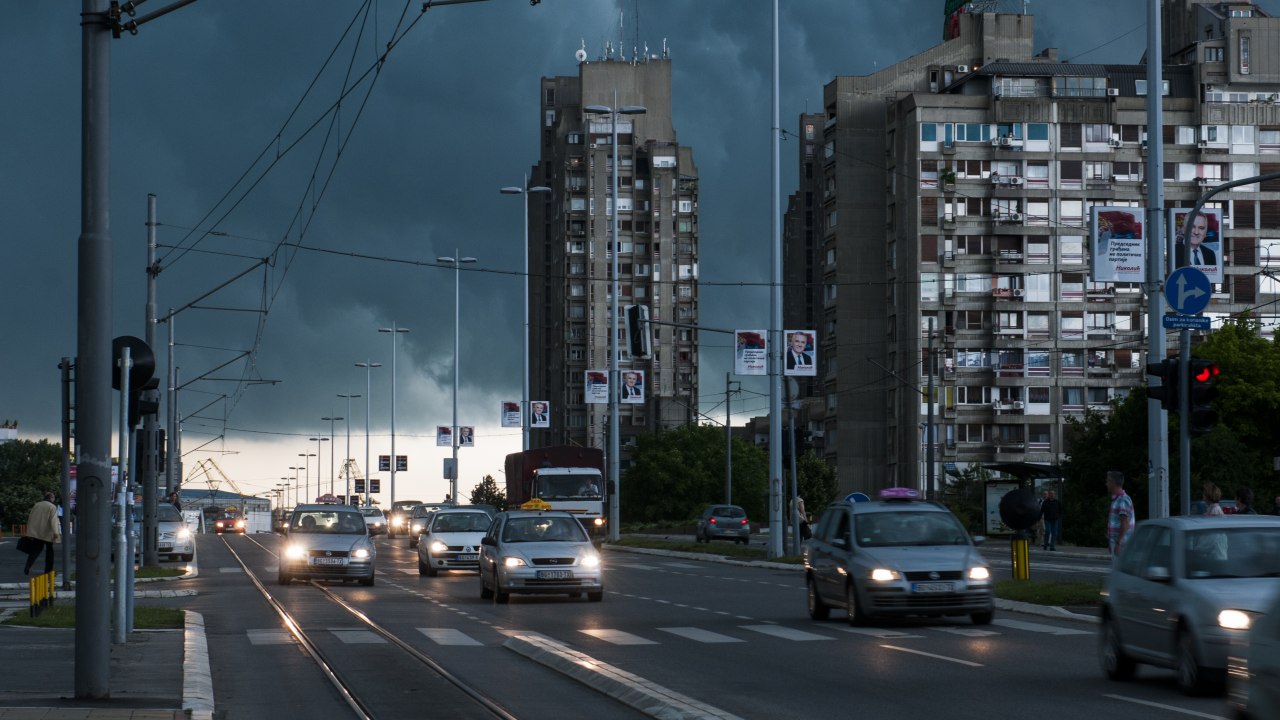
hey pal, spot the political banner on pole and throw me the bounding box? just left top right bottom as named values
left=585, top=370, right=609, bottom=404
left=1169, top=207, right=1223, bottom=283
left=1090, top=206, right=1146, bottom=282
left=459, top=427, right=474, bottom=447
left=530, top=401, right=550, bottom=428
left=783, top=330, right=817, bottom=377
left=501, top=401, right=522, bottom=428
left=735, top=330, right=767, bottom=376
left=436, top=426, right=452, bottom=447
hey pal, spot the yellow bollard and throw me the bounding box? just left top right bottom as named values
left=1010, top=534, right=1030, bottom=580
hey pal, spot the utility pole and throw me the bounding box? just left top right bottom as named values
left=768, top=0, right=784, bottom=559
left=927, top=317, right=936, bottom=500
left=1144, top=0, right=1171, bottom=519
left=143, top=194, right=159, bottom=567
left=725, top=372, right=738, bottom=505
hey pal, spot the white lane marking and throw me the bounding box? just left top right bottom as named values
left=662, top=563, right=704, bottom=569
left=880, top=644, right=983, bottom=667
left=993, top=618, right=1091, bottom=636
left=329, top=629, right=385, bottom=644
left=931, top=627, right=1000, bottom=637
left=612, top=563, right=660, bottom=570
left=740, top=625, right=834, bottom=641
left=418, top=628, right=482, bottom=646
left=1102, top=694, right=1229, bottom=719
left=657, top=627, right=745, bottom=644
left=217, top=567, right=242, bottom=573
left=246, top=629, right=292, bottom=645
left=579, top=628, right=658, bottom=645
left=829, top=626, right=923, bottom=639
left=985, top=559, right=1106, bottom=575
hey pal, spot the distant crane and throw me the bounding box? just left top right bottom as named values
left=186, top=457, right=246, bottom=505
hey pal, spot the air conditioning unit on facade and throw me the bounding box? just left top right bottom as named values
left=1013, top=400, right=1025, bottom=409
left=1107, top=88, right=1120, bottom=97
left=998, top=136, right=1013, bottom=147
left=1197, top=140, right=1208, bottom=148
left=956, top=65, right=969, bottom=74
left=1012, top=288, right=1025, bottom=297
left=1009, top=177, right=1024, bottom=186
left=1108, top=137, right=1122, bottom=147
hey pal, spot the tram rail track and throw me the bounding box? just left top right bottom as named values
left=220, top=533, right=519, bottom=720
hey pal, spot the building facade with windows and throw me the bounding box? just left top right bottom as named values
left=791, top=2, right=1280, bottom=496
left=527, top=55, right=700, bottom=453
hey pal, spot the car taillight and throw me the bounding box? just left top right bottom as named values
left=708, top=518, right=716, bottom=524
left=740, top=519, right=748, bottom=525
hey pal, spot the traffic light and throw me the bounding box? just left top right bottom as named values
left=1188, top=359, right=1220, bottom=436
left=1145, top=358, right=1178, bottom=412
left=127, top=378, right=161, bottom=428
left=624, top=304, right=652, bottom=359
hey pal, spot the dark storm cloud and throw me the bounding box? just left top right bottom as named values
left=6, top=0, right=1262, bottom=490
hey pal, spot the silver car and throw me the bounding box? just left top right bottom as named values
left=1101, top=515, right=1280, bottom=696
left=360, top=507, right=387, bottom=536
left=153, top=504, right=194, bottom=562
left=278, top=504, right=376, bottom=586
left=417, top=508, right=491, bottom=576
left=478, top=510, right=603, bottom=603
left=1229, top=589, right=1280, bottom=719
left=804, top=489, right=994, bottom=626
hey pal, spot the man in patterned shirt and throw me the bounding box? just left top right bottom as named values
left=1106, top=470, right=1134, bottom=559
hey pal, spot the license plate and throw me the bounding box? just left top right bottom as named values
left=457, top=554, right=478, bottom=562
left=159, top=545, right=173, bottom=551
left=912, top=582, right=954, bottom=593
left=313, top=557, right=346, bottom=566
left=536, top=569, right=572, bottom=580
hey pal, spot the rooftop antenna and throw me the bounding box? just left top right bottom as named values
left=662, top=37, right=668, bottom=59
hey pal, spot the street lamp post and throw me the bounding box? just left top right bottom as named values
left=288, top=466, right=300, bottom=509
left=355, top=361, right=381, bottom=507
left=298, top=452, right=315, bottom=503
left=309, top=437, right=330, bottom=498
left=436, top=251, right=477, bottom=503
left=501, top=180, right=552, bottom=452
left=321, top=416, right=343, bottom=496
left=337, top=394, right=360, bottom=502
left=378, top=325, right=409, bottom=509
left=585, top=96, right=646, bottom=543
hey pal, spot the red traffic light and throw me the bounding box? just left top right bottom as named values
left=1192, top=363, right=1219, bottom=384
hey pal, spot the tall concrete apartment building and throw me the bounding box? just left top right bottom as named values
left=527, top=54, right=700, bottom=453
left=788, top=1, right=1280, bottom=495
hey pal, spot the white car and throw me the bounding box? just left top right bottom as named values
left=479, top=510, right=602, bottom=603
left=1229, top=589, right=1280, bottom=718
left=360, top=507, right=387, bottom=536
left=417, top=508, right=491, bottom=576
left=154, top=504, right=194, bottom=561
left=278, top=504, right=376, bottom=586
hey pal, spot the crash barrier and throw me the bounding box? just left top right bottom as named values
left=29, top=570, right=56, bottom=618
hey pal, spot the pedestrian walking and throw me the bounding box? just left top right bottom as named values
left=1041, top=490, right=1062, bottom=550
left=1105, top=471, right=1134, bottom=559
left=792, top=495, right=810, bottom=540
left=169, top=491, right=182, bottom=511
left=22, top=492, right=61, bottom=575
left=1202, top=482, right=1224, bottom=516
left=1234, top=487, right=1257, bottom=515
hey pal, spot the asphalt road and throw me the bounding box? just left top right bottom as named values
left=5, top=532, right=1235, bottom=719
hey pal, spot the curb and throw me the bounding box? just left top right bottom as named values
left=504, top=632, right=743, bottom=720
left=183, top=610, right=215, bottom=720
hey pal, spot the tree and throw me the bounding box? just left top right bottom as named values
left=468, top=474, right=506, bottom=511
left=938, top=465, right=991, bottom=534
left=795, top=450, right=837, bottom=516
left=1060, top=390, right=1150, bottom=546
left=622, top=424, right=768, bottom=524
left=0, top=439, right=64, bottom=529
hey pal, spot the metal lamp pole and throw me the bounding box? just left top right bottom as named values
left=378, top=325, right=409, bottom=509
left=298, top=452, right=315, bottom=504
left=309, top=437, right=329, bottom=498
left=321, top=417, right=343, bottom=495
left=436, top=252, right=477, bottom=502
left=585, top=96, right=646, bottom=543
left=355, top=361, right=381, bottom=507
left=501, top=180, right=551, bottom=451
left=337, top=395, right=359, bottom=501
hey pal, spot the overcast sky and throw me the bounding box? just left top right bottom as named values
left=6, top=0, right=1230, bottom=503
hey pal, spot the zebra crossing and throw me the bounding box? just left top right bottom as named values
left=241, top=616, right=1090, bottom=648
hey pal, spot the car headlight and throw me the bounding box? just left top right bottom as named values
left=580, top=554, right=601, bottom=568
left=352, top=548, right=370, bottom=560
left=235, top=520, right=245, bottom=529
left=284, top=545, right=307, bottom=560
left=1219, top=609, right=1252, bottom=630
left=177, top=528, right=192, bottom=540
left=392, top=517, right=405, bottom=526
left=503, top=556, right=527, bottom=568
left=968, top=566, right=991, bottom=581
left=869, top=568, right=901, bottom=582
left=592, top=517, right=605, bottom=527
left=412, top=523, right=424, bottom=534
left=429, top=541, right=448, bottom=554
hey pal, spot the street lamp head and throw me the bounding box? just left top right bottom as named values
left=529, top=186, right=552, bottom=194
left=355, top=362, right=382, bottom=369
left=620, top=105, right=647, bottom=115
left=309, top=437, right=329, bottom=443
left=378, top=327, right=410, bottom=334
left=337, top=393, right=361, bottom=399
left=438, top=256, right=478, bottom=265
left=501, top=185, right=552, bottom=195
left=583, top=104, right=611, bottom=115
left=500, top=186, right=523, bottom=194
left=322, top=416, right=344, bottom=422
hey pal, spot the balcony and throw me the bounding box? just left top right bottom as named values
left=993, top=400, right=1025, bottom=414
left=993, top=211, right=1024, bottom=225
left=991, top=136, right=1024, bottom=151
left=1086, top=287, right=1116, bottom=301
left=991, top=174, right=1025, bottom=187
left=992, top=287, right=1026, bottom=301
left=940, top=214, right=957, bottom=230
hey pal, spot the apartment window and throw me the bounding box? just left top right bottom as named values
left=570, top=241, right=585, bottom=254
left=677, top=285, right=692, bottom=299
left=921, top=124, right=938, bottom=142
left=1057, top=76, right=1106, bottom=97
left=1204, top=47, right=1224, bottom=63
left=1028, top=123, right=1049, bottom=141
left=569, top=284, right=585, bottom=297
left=569, top=262, right=585, bottom=275
left=1084, top=124, right=1111, bottom=143
left=569, top=305, right=585, bottom=319
left=544, top=87, right=555, bottom=105
left=678, top=200, right=693, bottom=214
left=569, top=346, right=585, bottom=361
left=677, top=218, right=693, bottom=233
left=1240, top=35, right=1251, bottom=75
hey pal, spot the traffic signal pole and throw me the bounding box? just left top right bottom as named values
left=1178, top=331, right=1192, bottom=515
left=1144, top=0, right=1171, bottom=520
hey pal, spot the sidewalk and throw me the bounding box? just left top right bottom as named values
left=0, top=538, right=210, bottom=719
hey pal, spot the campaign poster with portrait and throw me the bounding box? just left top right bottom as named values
left=735, top=329, right=767, bottom=376
left=436, top=426, right=451, bottom=447
left=620, top=369, right=645, bottom=403
left=459, top=426, right=475, bottom=447
left=529, top=401, right=551, bottom=428
left=501, top=401, right=522, bottom=428
left=1168, top=208, right=1223, bottom=283
left=1089, top=206, right=1146, bottom=282
left=585, top=370, right=609, bottom=404
left=782, top=330, right=817, bottom=377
